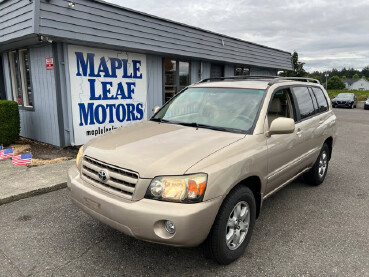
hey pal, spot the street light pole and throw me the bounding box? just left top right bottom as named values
left=325, top=73, right=329, bottom=89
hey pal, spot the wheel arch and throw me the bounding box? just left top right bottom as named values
left=233, top=176, right=262, bottom=219
left=324, top=137, right=333, bottom=160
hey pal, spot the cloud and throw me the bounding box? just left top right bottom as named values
left=105, top=0, right=369, bottom=72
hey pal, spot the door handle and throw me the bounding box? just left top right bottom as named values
left=296, top=128, right=303, bottom=136
left=319, top=119, right=324, bottom=124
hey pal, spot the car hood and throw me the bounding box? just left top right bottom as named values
left=333, top=97, right=353, bottom=101
left=83, top=121, right=245, bottom=178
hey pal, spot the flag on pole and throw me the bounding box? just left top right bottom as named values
left=12, top=153, right=32, bottom=165
left=0, top=148, right=13, bottom=160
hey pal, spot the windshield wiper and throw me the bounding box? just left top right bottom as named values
left=151, top=118, right=173, bottom=124
left=152, top=119, right=245, bottom=134
left=176, top=122, right=199, bottom=129
left=176, top=122, right=245, bottom=133
left=196, top=124, right=244, bottom=133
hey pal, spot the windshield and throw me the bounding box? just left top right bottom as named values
left=152, top=87, right=265, bottom=133
left=336, top=93, right=353, bottom=99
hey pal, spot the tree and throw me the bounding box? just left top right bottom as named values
left=342, top=75, right=347, bottom=79
left=353, top=73, right=360, bottom=79
left=279, top=51, right=306, bottom=77
left=327, top=76, right=345, bottom=89
left=362, top=66, right=369, bottom=77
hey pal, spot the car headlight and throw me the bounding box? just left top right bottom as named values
left=145, top=174, right=207, bottom=203
left=76, top=146, right=84, bottom=170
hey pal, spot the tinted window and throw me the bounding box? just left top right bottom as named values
left=312, top=87, right=328, bottom=112
left=309, top=88, right=318, bottom=111
left=293, top=87, right=315, bottom=120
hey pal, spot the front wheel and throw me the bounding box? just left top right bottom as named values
left=304, top=143, right=330, bottom=186
left=204, top=186, right=256, bottom=265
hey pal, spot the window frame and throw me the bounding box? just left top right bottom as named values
left=210, top=63, right=224, bottom=78
left=153, top=86, right=267, bottom=135
left=310, top=87, right=329, bottom=114
left=267, top=86, right=298, bottom=124
left=7, top=49, right=34, bottom=111
left=162, top=58, right=191, bottom=105
left=308, top=87, right=319, bottom=112
left=234, top=66, right=250, bottom=77
left=291, top=85, right=318, bottom=122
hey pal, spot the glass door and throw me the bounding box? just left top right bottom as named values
left=164, top=59, right=190, bottom=103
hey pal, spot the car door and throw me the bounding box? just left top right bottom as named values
left=290, top=86, right=321, bottom=171
left=265, top=88, right=302, bottom=195
left=310, top=86, right=331, bottom=151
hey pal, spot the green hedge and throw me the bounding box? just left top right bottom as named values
left=0, top=100, right=20, bottom=146
left=327, top=90, right=369, bottom=101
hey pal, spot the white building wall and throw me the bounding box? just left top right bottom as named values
left=350, top=78, right=369, bottom=90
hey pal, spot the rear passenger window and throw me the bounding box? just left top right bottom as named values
left=293, top=87, right=315, bottom=120
left=312, top=87, right=328, bottom=113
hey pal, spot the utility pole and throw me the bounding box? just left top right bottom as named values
left=325, top=73, right=329, bottom=89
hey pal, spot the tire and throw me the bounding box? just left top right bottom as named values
left=350, top=103, right=354, bottom=109
left=204, top=186, right=256, bottom=265
left=305, top=143, right=330, bottom=186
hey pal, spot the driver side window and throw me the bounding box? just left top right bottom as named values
left=267, top=89, right=296, bottom=127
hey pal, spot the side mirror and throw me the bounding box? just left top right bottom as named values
left=152, top=106, right=161, bottom=114
left=267, top=118, right=295, bottom=136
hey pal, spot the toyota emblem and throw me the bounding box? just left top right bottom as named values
left=98, top=170, right=108, bottom=182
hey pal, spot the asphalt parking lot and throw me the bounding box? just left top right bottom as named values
left=1, top=108, right=368, bottom=276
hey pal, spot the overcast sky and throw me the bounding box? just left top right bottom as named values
left=106, top=0, right=369, bottom=72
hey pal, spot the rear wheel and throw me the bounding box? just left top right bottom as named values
left=204, top=186, right=256, bottom=265
left=305, top=143, right=330, bottom=186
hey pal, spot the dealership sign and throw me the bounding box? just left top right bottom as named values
left=68, top=45, right=147, bottom=145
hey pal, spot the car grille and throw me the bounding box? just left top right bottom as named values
left=81, top=156, right=139, bottom=199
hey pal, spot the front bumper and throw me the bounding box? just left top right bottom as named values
left=67, top=166, right=222, bottom=247
left=332, top=102, right=352, bottom=107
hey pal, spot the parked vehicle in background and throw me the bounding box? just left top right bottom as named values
left=331, top=93, right=357, bottom=109
left=68, top=76, right=337, bottom=265
left=364, top=97, right=369, bottom=110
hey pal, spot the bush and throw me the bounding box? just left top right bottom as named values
left=327, top=76, right=345, bottom=89
left=0, top=100, right=20, bottom=146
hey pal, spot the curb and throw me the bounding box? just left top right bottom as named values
left=0, top=182, right=67, bottom=205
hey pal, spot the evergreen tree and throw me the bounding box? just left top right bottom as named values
left=280, top=51, right=306, bottom=77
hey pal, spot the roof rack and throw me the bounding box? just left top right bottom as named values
left=267, top=77, right=321, bottom=85
left=196, top=75, right=321, bottom=85
left=196, top=75, right=279, bottom=84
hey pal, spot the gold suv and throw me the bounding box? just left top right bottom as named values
left=68, top=76, right=337, bottom=265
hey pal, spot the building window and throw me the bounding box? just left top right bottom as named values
left=210, top=64, right=224, bottom=78
left=164, top=58, right=190, bottom=103
left=8, top=49, right=33, bottom=108
left=235, top=66, right=250, bottom=76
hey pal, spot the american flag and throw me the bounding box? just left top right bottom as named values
left=0, top=148, right=13, bottom=160
left=12, top=153, right=32, bottom=165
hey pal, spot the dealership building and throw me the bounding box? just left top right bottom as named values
left=0, top=0, right=293, bottom=147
